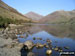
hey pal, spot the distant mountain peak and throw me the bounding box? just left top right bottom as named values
left=57, top=10, right=65, bottom=11
left=27, top=11, right=35, bottom=13
left=26, top=11, right=43, bottom=16
left=25, top=11, right=43, bottom=21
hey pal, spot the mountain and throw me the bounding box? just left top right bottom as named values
left=25, top=12, right=43, bottom=21
left=0, top=0, right=30, bottom=22
left=40, top=10, right=75, bottom=24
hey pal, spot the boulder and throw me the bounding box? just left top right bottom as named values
left=24, top=40, right=34, bottom=50
left=9, top=24, right=17, bottom=29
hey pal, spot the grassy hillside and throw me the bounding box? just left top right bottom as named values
left=0, top=0, right=28, bottom=17
left=0, top=7, right=30, bottom=22
left=0, top=0, right=32, bottom=28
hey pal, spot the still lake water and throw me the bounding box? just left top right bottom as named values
left=18, top=24, right=75, bottom=56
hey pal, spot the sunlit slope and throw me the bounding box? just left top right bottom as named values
left=0, top=0, right=30, bottom=22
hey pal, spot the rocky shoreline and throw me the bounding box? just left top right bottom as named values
left=0, top=24, right=51, bottom=56
left=0, top=24, right=27, bottom=56
left=0, top=24, right=38, bottom=56
left=0, top=24, right=70, bottom=56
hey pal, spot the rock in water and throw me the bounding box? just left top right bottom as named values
left=33, top=37, right=36, bottom=40
left=46, top=50, right=52, bottom=55
left=54, top=47, right=59, bottom=51
left=24, top=40, right=34, bottom=50
left=45, top=45, right=49, bottom=48
left=36, top=43, right=44, bottom=48
left=46, top=38, right=52, bottom=43
left=20, top=35, right=24, bottom=38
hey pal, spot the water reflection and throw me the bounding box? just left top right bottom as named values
left=18, top=24, right=75, bottom=56
left=27, top=24, right=75, bottom=39
left=40, top=25, right=75, bottom=39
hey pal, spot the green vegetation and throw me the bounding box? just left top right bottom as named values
left=0, top=16, right=12, bottom=28
left=0, top=16, right=32, bottom=28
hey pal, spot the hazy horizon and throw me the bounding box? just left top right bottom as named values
left=2, top=0, right=75, bottom=16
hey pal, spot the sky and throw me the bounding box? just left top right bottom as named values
left=2, top=0, right=75, bottom=16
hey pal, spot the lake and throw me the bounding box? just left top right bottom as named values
left=18, top=24, right=75, bottom=56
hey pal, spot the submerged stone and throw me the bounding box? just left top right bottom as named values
left=37, top=37, right=42, bottom=40
left=46, top=38, right=52, bottom=43
left=26, top=33, right=29, bottom=37
left=39, top=38, right=42, bottom=40
left=20, top=35, right=24, bottom=38
left=55, top=41, right=58, bottom=43
left=64, top=46, right=70, bottom=50
left=33, top=37, right=36, bottom=40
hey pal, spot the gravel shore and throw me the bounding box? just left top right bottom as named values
left=0, top=37, right=21, bottom=56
